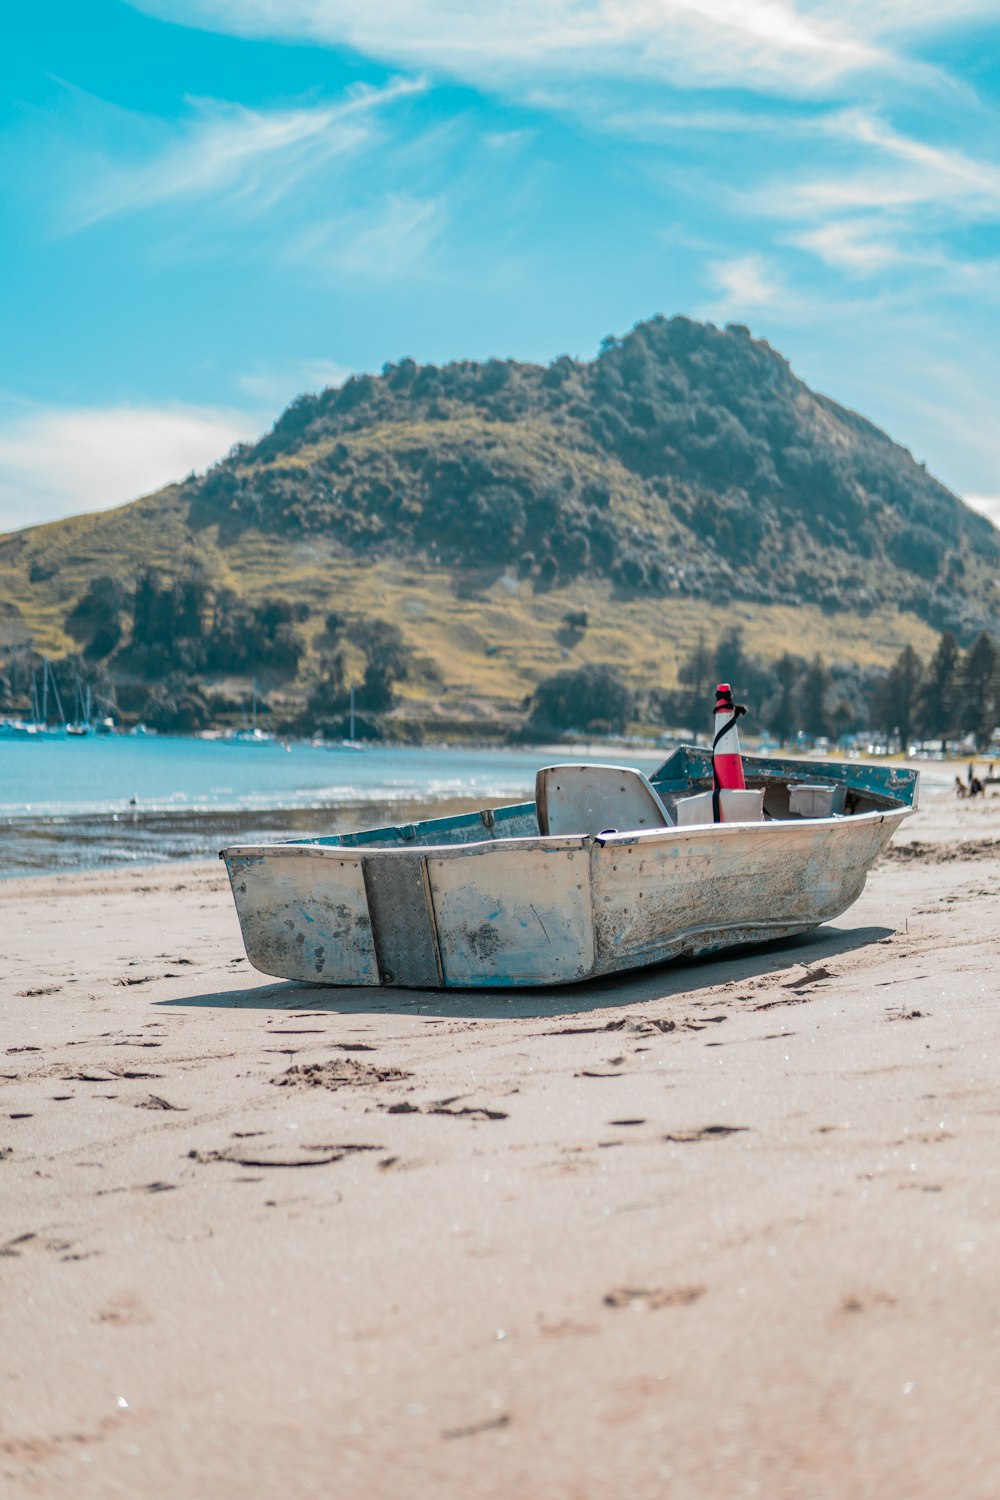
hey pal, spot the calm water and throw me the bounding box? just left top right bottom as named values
left=0, top=735, right=666, bottom=877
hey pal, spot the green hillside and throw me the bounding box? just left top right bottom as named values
left=1, top=315, right=996, bottom=736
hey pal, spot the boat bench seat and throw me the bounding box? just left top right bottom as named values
left=535, top=764, right=674, bottom=836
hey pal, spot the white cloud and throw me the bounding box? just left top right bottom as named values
left=70, top=77, right=425, bottom=230
left=964, top=495, right=1000, bottom=530
left=0, top=403, right=260, bottom=534
left=703, top=254, right=790, bottom=313
left=789, top=218, right=903, bottom=272
left=125, top=0, right=955, bottom=99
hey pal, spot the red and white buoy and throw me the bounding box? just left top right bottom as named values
left=712, top=682, right=746, bottom=821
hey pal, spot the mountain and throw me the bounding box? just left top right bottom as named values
left=1, top=315, right=996, bottom=733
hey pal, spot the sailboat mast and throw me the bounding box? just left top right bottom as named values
left=48, top=663, right=66, bottom=728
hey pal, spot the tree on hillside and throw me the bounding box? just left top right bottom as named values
left=800, top=656, right=831, bottom=740
left=876, top=644, right=923, bottom=750
left=712, top=627, right=749, bottom=692
left=130, top=566, right=210, bottom=674
left=765, top=653, right=801, bottom=747
left=916, top=631, right=960, bottom=750
left=306, top=649, right=349, bottom=728
left=64, top=576, right=127, bottom=660
left=347, top=619, right=411, bottom=713
left=678, top=633, right=713, bottom=737
left=304, top=617, right=412, bottom=728
left=526, top=662, right=634, bottom=737
left=957, top=632, right=1000, bottom=750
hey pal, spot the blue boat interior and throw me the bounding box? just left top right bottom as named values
left=287, top=748, right=918, bottom=853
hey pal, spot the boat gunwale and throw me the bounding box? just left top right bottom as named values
left=220, top=802, right=914, bottom=865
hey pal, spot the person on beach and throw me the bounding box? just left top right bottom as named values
left=955, top=777, right=968, bottom=799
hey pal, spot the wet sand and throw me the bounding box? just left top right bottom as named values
left=2, top=776, right=999, bottom=1498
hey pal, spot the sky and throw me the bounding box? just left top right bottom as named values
left=2, top=0, right=999, bottom=534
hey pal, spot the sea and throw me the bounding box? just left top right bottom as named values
left=0, top=734, right=667, bottom=879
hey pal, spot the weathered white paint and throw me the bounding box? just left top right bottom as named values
left=225, top=848, right=378, bottom=984
left=588, top=809, right=905, bottom=974
left=221, top=804, right=912, bottom=990
left=536, top=764, right=672, bottom=835
left=428, top=838, right=593, bottom=987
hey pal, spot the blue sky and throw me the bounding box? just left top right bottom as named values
left=2, top=0, right=999, bottom=533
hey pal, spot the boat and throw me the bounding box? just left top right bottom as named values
left=66, top=679, right=93, bottom=736
left=227, top=680, right=274, bottom=744
left=318, top=685, right=366, bottom=750
left=220, top=747, right=918, bottom=989
left=11, top=657, right=68, bottom=738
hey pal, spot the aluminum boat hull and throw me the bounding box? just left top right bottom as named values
left=220, top=749, right=917, bottom=989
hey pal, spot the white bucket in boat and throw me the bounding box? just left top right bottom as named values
left=788, top=783, right=845, bottom=818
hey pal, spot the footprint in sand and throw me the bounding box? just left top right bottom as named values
left=384, top=1099, right=508, bottom=1121
left=604, top=1286, right=706, bottom=1310
left=441, top=1414, right=512, bottom=1441
left=188, top=1141, right=381, bottom=1169
left=662, top=1125, right=749, bottom=1143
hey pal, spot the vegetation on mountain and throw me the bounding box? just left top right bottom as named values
left=187, top=315, right=998, bottom=636
left=1, top=314, right=997, bottom=738
left=524, top=662, right=635, bottom=738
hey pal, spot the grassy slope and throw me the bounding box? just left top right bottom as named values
left=0, top=472, right=940, bottom=722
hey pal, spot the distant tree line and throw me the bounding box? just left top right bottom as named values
left=660, top=628, right=1000, bottom=751
left=521, top=626, right=1000, bottom=751
left=50, top=569, right=415, bottom=736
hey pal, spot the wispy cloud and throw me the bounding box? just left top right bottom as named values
left=747, top=109, right=1000, bottom=221
left=701, top=254, right=794, bottom=317
left=286, top=192, right=445, bottom=279
left=0, top=402, right=259, bottom=533
left=788, top=218, right=904, bottom=272
left=126, top=0, right=965, bottom=99
left=70, top=77, right=425, bottom=230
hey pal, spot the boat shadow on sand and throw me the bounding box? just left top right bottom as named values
left=157, top=923, right=893, bottom=1022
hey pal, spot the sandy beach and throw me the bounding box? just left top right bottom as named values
left=3, top=775, right=1000, bottom=1499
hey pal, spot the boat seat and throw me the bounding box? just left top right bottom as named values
left=535, top=764, right=674, bottom=836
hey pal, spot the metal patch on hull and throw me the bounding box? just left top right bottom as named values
left=362, top=854, right=443, bottom=988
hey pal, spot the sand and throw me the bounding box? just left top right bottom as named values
left=2, top=776, right=999, bottom=1499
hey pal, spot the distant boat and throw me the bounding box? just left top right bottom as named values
left=221, top=747, right=918, bottom=989
left=230, top=726, right=274, bottom=744
left=325, top=685, right=365, bottom=750
left=229, top=679, right=274, bottom=744
left=66, top=680, right=93, bottom=736
left=14, top=657, right=66, bottom=737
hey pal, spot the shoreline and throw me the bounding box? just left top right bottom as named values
left=0, top=751, right=981, bottom=882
